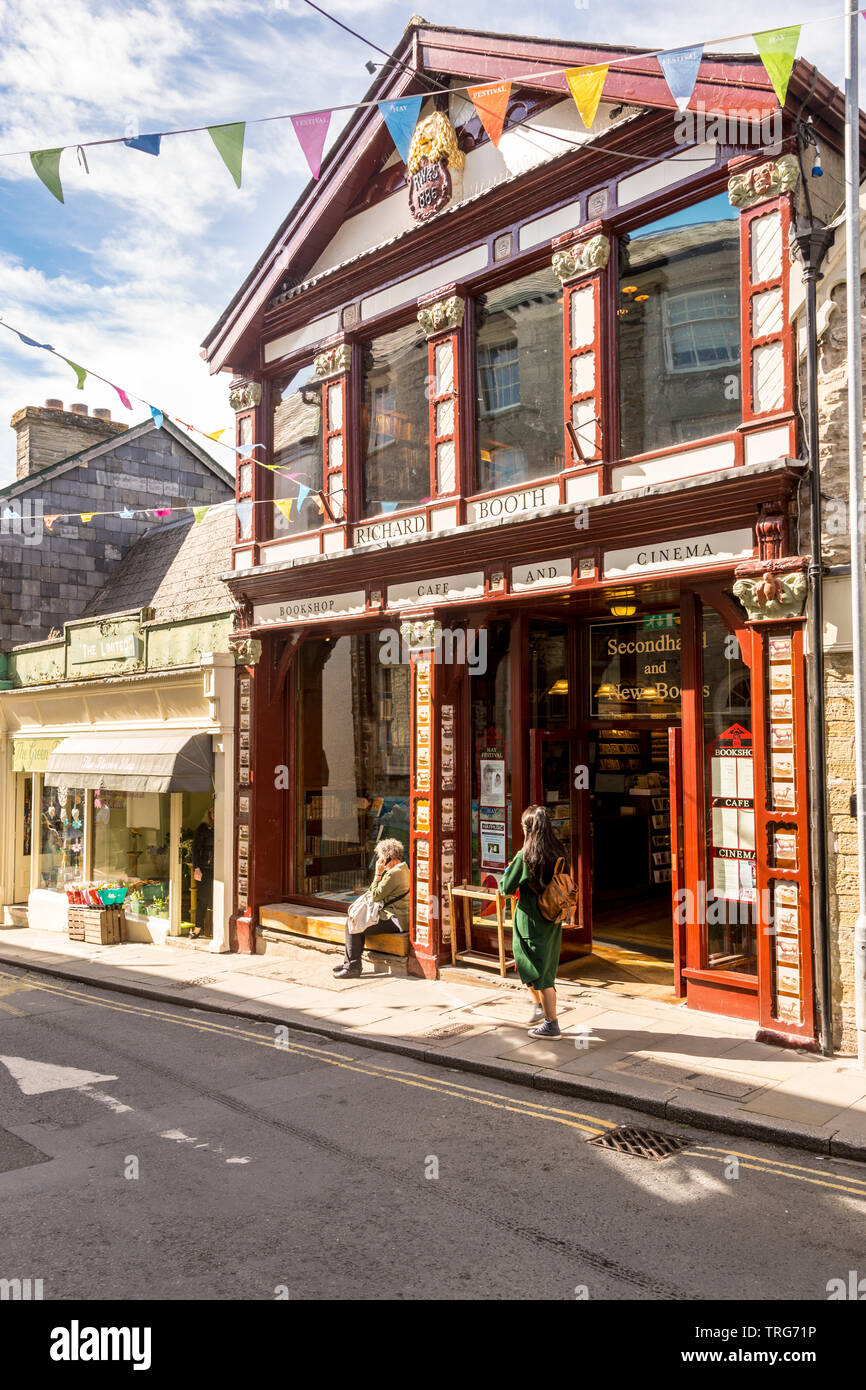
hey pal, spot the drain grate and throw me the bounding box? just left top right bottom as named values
left=424, top=1021, right=475, bottom=1039
left=587, top=1125, right=690, bottom=1161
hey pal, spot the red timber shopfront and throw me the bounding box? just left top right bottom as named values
left=201, top=24, right=848, bottom=1043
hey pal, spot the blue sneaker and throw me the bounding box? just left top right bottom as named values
left=529, top=1018, right=562, bottom=1039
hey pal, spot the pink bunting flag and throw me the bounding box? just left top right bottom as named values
left=112, top=384, right=132, bottom=410
left=290, top=111, right=332, bottom=180
left=153, top=508, right=171, bottom=518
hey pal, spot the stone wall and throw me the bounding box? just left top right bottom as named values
left=0, top=426, right=233, bottom=648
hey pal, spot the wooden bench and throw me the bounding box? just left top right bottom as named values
left=258, top=902, right=410, bottom=958
left=447, top=883, right=515, bottom=978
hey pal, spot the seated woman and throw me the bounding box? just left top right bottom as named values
left=333, top=838, right=410, bottom=979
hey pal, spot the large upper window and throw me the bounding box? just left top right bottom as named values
left=618, top=193, right=741, bottom=457
left=362, top=323, right=429, bottom=516
left=271, top=366, right=324, bottom=537
left=475, top=268, right=564, bottom=493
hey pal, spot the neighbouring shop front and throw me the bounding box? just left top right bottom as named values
left=234, top=480, right=815, bottom=1044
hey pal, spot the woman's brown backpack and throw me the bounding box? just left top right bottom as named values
left=537, top=858, right=579, bottom=923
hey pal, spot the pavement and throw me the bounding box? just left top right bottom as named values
left=1, top=925, right=865, bottom=1161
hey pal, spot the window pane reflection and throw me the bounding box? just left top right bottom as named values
left=362, top=323, right=429, bottom=516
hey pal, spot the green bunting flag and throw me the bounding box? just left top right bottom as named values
left=754, top=26, right=801, bottom=107
left=30, top=148, right=64, bottom=203
left=208, top=122, right=245, bottom=188
left=63, top=358, right=87, bottom=390
left=192, top=506, right=210, bottom=524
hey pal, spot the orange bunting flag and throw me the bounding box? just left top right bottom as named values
left=43, top=515, right=59, bottom=530
left=274, top=498, right=294, bottom=521
left=467, top=81, right=511, bottom=148
left=564, top=64, right=609, bottom=130
left=314, top=493, right=327, bottom=515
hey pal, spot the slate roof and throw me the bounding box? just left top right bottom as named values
left=83, top=501, right=236, bottom=624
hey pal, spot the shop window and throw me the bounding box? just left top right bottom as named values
left=618, top=192, right=741, bottom=457
left=271, top=365, right=324, bottom=537
left=702, top=607, right=756, bottom=974
left=362, top=323, right=429, bottom=515
left=471, top=620, right=511, bottom=888
left=475, top=268, right=564, bottom=493
left=40, top=784, right=85, bottom=891
left=297, top=633, right=411, bottom=902
left=529, top=621, right=569, bottom=729
left=182, top=793, right=215, bottom=936
left=589, top=612, right=683, bottom=721
left=92, top=791, right=170, bottom=917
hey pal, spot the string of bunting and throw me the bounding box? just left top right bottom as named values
left=5, top=17, right=851, bottom=203
left=1, top=492, right=344, bottom=532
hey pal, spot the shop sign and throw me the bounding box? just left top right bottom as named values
left=69, top=633, right=140, bottom=664
left=589, top=617, right=695, bottom=718
left=511, top=557, right=572, bottom=592
left=354, top=513, right=428, bottom=546
left=388, top=570, right=484, bottom=609
left=603, top=528, right=754, bottom=579
left=12, top=736, right=61, bottom=772
left=466, top=484, right=558, bottom=526
left=253, top=590, right=367, bottom=625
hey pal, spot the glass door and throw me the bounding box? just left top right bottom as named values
left=529, top=728, right=591, bottom=950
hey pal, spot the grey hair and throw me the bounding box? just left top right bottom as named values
left=376, top=838, right=405, bottom=863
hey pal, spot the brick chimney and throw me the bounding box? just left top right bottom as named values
left=11, top=400, right=128, bottom=480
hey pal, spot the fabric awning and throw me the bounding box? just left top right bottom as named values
left=44, top=731, right=214, bottom=793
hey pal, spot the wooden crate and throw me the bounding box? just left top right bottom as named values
left=67, top=906, right=124, bottom=945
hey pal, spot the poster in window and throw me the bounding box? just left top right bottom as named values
left=479, top=754, right=506, bottom=807
left=480, top=822, right=507, bottom=869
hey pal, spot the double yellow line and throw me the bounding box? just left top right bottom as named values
left=4, top=967, right=866, bottom=1196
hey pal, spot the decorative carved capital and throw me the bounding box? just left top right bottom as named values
left=229, top=634, right=262, bottom=666
left=400, top=619, right=441, bottom=651
left=727, top=154, right=799, bottom=210
left=314, top=343, right=352, bottom=378
left=756, top=498, right=788, bottom=562
left=417, top=296, right=465, bottom=337
left=229, top=380, right=262, bottom=412
left=551, top=234, right=610, bottom=284
left=732, top=559, right=807, bottom=621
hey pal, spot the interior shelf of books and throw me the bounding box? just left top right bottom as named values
left=589, top=726, right=671, bottom=896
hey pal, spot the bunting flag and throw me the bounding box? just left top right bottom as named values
left=113, top=384, right=132, bottom=410
left=313, top=493, right=326, bottom=515
left=205, top=428, right=227, bottom=441
left=124, top=133, right=161, bottom=156
left=30, top=148, right=64, bottom=203
left=62, top=358, right=87, bottom=390
left=150, top=405, right=164, bottom=428
left=380, top=501, right=399, bottom=513
left=291, top=110, right=331, bottom=180
left=79, top=513, right=94, bottom=523
left=378, top=96, right=423, bottom=164
left=754, top=26, right=801, bottom=107
left=274, top=498, right=294, bottom=521
left=467, top=81, right=512, bottom=148
left=17, top=331, right=53, bottom=350
left=153, top=507, right=171, bottom=518
left=297, top=483, right=311, bottom=511
left=208, top=122, right=245, bottom=188
left=192, top=505, right=210, bottom=524
left=658, top=44, right=704, bottom=112
left=119, top=508, right=137, bottom=519
left=236, top=500, right=254, bottom=530
left=564, top=64, right=609, bottom=130
left=43, top=515, right=59, bottom=530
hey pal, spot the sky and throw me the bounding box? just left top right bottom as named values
left=0, top=0, right=857, bottom=485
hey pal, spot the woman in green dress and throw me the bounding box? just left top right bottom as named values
left=501, top=805, right=567, bottom=1038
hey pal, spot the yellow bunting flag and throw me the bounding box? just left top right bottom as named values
left=564, top=64, right=609, bottom=130
left=79, top=513, right=95, bottom=523
left=467, top=81, right=512, bottom=148
left=753, top=26, right=801, bottom=108
left=274, top=499, right=294, bottom=521
left=205, top=428, right=227, bottom=441
left=192, top=506, right=210, bottom=524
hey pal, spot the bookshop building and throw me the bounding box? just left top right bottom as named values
left=201, top=23, right=853, bottom=1044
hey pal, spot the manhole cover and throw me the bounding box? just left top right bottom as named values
left=424, top=1021, right=474, bottom=1039
left=587, top=1125, right=690, bottom=1161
